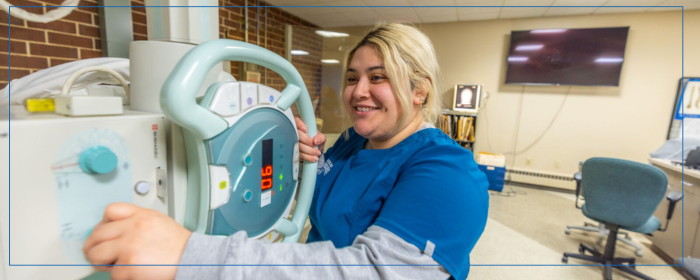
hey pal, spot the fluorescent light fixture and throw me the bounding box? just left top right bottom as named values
left=315, top=30, right=350, bottom=38
left=595, top=57, right=624, bottom=63
left=515, top=44, right=544, bottom=51
left=291, top=50, right=309, bottom=55
left=321, top=59, right=340, bottom=64
left=508, top=56, right=528, bottom=62
left=530, top=29, right=567, bottom=34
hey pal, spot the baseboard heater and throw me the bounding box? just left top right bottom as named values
left=506, top=168, right=576, bottom=190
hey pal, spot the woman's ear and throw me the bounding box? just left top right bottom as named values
left=413, top=79, right=430, bottom=105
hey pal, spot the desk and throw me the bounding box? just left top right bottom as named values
left=648, top=158, right=700, bottom=259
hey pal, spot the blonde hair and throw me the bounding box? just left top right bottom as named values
left=344, top=23, right=442, bottom=131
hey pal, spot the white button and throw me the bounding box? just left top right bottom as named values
left=209, top=165, right=232, bottom=210
left=134, top=181, right=150, bottom=195
left=208, top=82, right=240, bottom=117
left=258, top=84, right=281, bottom=105
left=240, top=82, right=258, bottom=111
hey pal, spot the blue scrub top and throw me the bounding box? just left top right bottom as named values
left=307, top=127, right=490, bottom=280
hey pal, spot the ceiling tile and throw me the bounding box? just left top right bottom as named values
left=456, top=7, right=502, bottom=14
left=420, top=14, right=459, bottom=22
left=408, top=0, right=457, bottom=6
left=341, top=10, right=383, bottom=20
left=543, top=7, right=597, bottom=16
left=499, top=7, right=548, bottom=18
left=603, top=0, right=665, bottom=5
left=284, top=6, right=337, bottom=14
left=414, top=7, right=458, bottom=16
left=593, top=7, right=652, bottom=14
left=302, top=12, right=353, bottom=21
left=320, top=21, right=359, bottom=27
left=455, top=0, right=503, bottom=5
left=354, top=18, right=385, bottom=26
left=458, top=11, right=499, bottom=20
left=657, top=0, right=700, bottom=9
left=323, top=0, right=369, bottom=12
left=373, top=7, right=419, bottom=17
left=362, top=0, right=412, bottom=6
left=503, top=0, right=556, bottom=5
left=551, top=0, right=607, bottom=6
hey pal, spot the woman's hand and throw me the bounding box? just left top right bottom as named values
left=82, top=202, right=192, bottom=280
left=295, top=116, right=326, bottom=163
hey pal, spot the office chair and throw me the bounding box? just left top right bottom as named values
left=565, top=172, right=645, bottom=257
left=561, top=157, right=683, bottom=280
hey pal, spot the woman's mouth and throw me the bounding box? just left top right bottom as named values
left=355, top=106, right=378, bottom=112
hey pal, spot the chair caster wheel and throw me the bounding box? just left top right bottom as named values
left=565, top=229, right=571, bottom=235
left=562, top=256, right=568, bottom=263
left=635, top=250, right=643, bottom=257
left=578, top=244, right=586, bottom=254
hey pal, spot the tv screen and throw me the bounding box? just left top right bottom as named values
left=505, top=27, right=630, bottom=87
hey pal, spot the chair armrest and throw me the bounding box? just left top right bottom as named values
left=574, top=172, right=582, bottom=209
left=666, top=190, right=683, bottom=220
left=660, top=191, right=683, bottom=232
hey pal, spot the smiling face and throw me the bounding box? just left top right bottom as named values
left=343, top=45, right=404, bottom=143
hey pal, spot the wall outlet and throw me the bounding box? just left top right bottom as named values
left=526, top=157, right=532, bottom=165
left=555, top=160, right=561, bottom=168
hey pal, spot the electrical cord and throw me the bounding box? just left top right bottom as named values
left=502, top=85, right=572, bottom=156
left=1, top=0, right=79, bottom=23
left=60, top=66, right=130, bottom=101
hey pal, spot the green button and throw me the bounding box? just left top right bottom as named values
left=219, top=181, right=227, bottom=189
left=279, top=173, right=283, bottom=180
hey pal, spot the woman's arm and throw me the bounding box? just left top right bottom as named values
left=175, top=225, right=450, bottom=280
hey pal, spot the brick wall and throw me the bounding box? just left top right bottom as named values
left=1, top=1, right=322, bottom=104
left=0, top=0, right=102, bottom=88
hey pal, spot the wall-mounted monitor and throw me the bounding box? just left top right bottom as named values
left=505, top=27, right=630, bottom=87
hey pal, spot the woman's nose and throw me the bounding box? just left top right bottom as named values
left=353, top=77, right=370, bottom=99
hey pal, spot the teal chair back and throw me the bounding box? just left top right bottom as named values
left=581, top=157, right=667, bottom=229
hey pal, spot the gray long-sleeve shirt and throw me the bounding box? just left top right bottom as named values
left=175, top=225, right=450, bottom=280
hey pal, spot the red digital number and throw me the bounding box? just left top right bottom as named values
left=261, top=178, right=272, bottom=190
left=262, top=165, right=272, bottom=176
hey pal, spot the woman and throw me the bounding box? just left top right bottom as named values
left=82, top=23, right=489, bottom=280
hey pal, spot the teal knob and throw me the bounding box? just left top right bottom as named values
left=80, top=146, right=118, bottom=174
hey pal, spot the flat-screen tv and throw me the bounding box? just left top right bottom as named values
left=505, top=27, right=630, bottom=87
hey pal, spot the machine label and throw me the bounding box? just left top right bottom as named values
left=261, top=190, right=271, bottom=207
left=153, top=130, right=158, bottom=159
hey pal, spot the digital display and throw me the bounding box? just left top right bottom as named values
left=261, top=139, right=273, bottom=191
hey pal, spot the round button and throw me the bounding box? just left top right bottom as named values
left=243, top=190, right=253, bottom=202
left=79, top=146, right=118, bottom=174
left=134, top=181, right=150, bottom=195
left=243, top=154, right=252, bottom=166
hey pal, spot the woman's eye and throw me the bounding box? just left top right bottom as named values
left=371, top=76, right=384, bottom=81
left=347, top=77, right=357, bottom=83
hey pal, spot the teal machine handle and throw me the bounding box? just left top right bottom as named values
left=160, top=39, right=318, bottom=243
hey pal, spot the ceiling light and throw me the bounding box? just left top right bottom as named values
left=291, top=50, right=309, bottom=55
left=315, top=30, right=350, bottom=38
left=321, top=59, right=339, bottom=64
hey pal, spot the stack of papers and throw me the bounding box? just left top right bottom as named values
left=478, top=152, right=506, bottom=167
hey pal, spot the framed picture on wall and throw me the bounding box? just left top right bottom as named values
left=452, top=84, right=482, bottom=113
left=668, top=77, right=700, bottom=139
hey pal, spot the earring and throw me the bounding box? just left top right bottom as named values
left=419, top=97, right=425, bottom=103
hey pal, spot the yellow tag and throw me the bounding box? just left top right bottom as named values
left=267, top=233, right=272, bottom=240
left=219, top=181, right=227, bottom=189
left=25, top=98, right=55, bottom=113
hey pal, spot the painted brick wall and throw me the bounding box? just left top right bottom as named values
left=0, top=1, right=322, bottom=105
left=0, top=0, right=102, bottom=88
